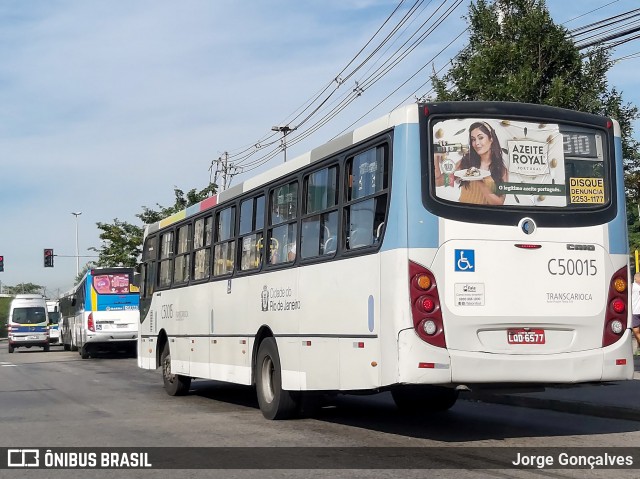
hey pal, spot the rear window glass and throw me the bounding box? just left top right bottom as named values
left=93, top=274, right=131, bottom=294
left=431, top=117, right=608, bottom=208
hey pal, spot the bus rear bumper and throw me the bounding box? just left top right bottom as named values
left=85, top=332, right=138, bottom=345
left=397, top=329, right=634, bottom=385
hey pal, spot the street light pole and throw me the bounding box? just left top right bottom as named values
left=271, top=125, right=296, bottom=163
left=71, top=212, right=82, bottom=277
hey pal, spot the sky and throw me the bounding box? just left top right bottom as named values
left=1, top=0, right=638, bottom=297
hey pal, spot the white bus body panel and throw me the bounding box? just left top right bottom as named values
left=73, top=310, right=138, bottom=350
left=396, top=216, right=634, bottom=384
left=139, top=253, right=385, bottom=391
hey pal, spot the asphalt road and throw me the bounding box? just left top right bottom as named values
left=1, top=345, right=639, bottom=478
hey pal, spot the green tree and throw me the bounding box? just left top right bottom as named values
left=74, top=262, right=97, bottom=284
left=3, top=283, right=44, bottom=295
left=90, top=184, right=217, bottom=267
left=430, top=0, right=640, bottom=256
left=0, top=297, right=11, bottom=337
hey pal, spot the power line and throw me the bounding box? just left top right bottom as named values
left=237, top=0, right=464, bottom=173
left=218, top=1, right=640, bottom=181
left=223, top=0, right=419, bottom=163
left=562, top=0, right=621, bottom=26
left=569, top=8, right=640, bottom=36
left=576, top=23, right=640, bottom=50
left=226, top=0, right=455, bottom=172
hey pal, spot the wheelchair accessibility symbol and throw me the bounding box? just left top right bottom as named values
left=454, top=249, right=475, bottom=272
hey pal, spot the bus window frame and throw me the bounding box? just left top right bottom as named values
left=213, top=205, right=236, bottom=278
left=266, top=180, right=300, bottom=269
left=138, top=132, right=393, bottom=288
left=158, top=229, right=175, bottom=290
left=173, top=222, right=192, bottom=286
left=191, top=214, right=213, bottom=284
left=342, top=143, right=390, bottom=253
left=299, top=163, right=340, bottom=261
left=420, top=102, right=619, bottom=228
left=237, top=194, right=266, bottom=275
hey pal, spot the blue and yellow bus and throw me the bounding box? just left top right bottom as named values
left=60, top=267, right=140, bottom=359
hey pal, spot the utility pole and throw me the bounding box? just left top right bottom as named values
left=211, top=152, right=241, bottom=192
left=71, top=211, right=82, bottom=277
left=272, top=125, right=296, bottom=163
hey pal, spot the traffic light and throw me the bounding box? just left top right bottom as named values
left=44, top=248, right=54, bottom=267
left=0, top=255, right=4, bottom=272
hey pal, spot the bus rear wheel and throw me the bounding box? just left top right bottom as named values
left=255, top=338, right=299, bottom=420
left=80, top=346, right=89, bottom=359
left=161, top=343, right=191, bottom=396
left=391, top=385, right=459, bottom=412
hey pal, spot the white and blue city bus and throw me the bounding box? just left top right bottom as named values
left=137, top=101, right=633, bottom=419
left=60, top=267, right=139, bottom=359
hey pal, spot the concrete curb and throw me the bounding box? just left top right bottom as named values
left=460, top=391, right=640, bottom=422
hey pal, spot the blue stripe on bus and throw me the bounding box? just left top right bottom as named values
left=94, top=294, right=139, bottom=312
left=381, top=123, right=439, bottom=252
left=11, top=325, right=47, bottom=332
left=609, top=136, right=628, bottom=255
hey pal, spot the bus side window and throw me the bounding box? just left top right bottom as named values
left=301, top=165, right=338, bottom=259
left=174, top=223, right=191, bottom=284
left=344, top=146, right=388, bottom=250
left=268, top=182, right=298, bottom=265
left=213, top=206, right=236, bottom=276
left=159, top=231, right=174, bottom=288
left=239, top=195, right=265, bottom=271
left=193, top=216, right=212, bottom=281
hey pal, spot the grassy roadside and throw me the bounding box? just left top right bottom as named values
left=0, top=296, right=11, bottom=338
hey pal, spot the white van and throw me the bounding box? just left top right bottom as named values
left=8, top=294, right=50, bottom=353
left=46, top=300, right=61, bottom=345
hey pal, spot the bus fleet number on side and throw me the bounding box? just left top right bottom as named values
left=547, top=258, right=597, bottom=276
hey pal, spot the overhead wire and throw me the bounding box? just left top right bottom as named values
left=227, top=0, right=418, bottom=165
left=570, top=8, right=640, bottom=50
left=267, top=0, right=463, bottom=161
left=263, top=0, right=427, bottom=143
left=233, top=0, right=450, bottom=172
left=222, top=1, right=640, bottom=180
left=562, top=0, right=621, bottom=25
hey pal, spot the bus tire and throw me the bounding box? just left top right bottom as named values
left=255, top=337, right=299, bottom=420
left=391, top=385, right=459, bottom=412
left=161, top=343, right=190, bottom=396
left=80, top=346, right=90, bottom=359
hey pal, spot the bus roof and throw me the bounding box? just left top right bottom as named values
left=143, top=103, right=420, bottom=236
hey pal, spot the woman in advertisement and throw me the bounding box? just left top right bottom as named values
left=435, top=121, right=508, bottom=205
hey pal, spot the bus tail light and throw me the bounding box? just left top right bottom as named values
left=409, top=261, right=446, bottom=348
left=88, top=313, right=95, bottom=332
left=603, top=267, right=627, bottom=347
